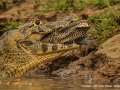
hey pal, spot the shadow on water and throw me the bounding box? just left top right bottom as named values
left=0, top=76, right=119, bottom=90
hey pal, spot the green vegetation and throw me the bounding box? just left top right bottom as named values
left=38, top=0, right=120, bottom=12
left=39, top=0, right=87, bottom=12
left=0, top=0, right=119, bottom=11
left=86, top=0, right=120, bottom=9
left=0, top=0, right=7, bottom=10
left=17, top=9, right=21, bottom=16
left=88, top=10, right=120, bottom=46
left=3, top=21, right=24, bottom=31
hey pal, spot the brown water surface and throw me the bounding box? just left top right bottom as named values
left=0, top=77, right=119, bottom=90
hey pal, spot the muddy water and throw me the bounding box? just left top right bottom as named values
left=0, top=77, right=119, bottom=90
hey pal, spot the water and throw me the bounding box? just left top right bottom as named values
left=0, top=77, right=119, bottom=90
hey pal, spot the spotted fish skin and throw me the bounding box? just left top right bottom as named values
left=0, top=13, right=90, bottom=77
left=41, top=22, right=90, bottom=44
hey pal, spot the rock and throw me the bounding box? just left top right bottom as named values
left=96, top=34, right=120, bottom=58
left=52, top=52, right=120, bottom=84
left=52, top=53, right=107, bottom=77
left=91, top=57, right=120, bottom=84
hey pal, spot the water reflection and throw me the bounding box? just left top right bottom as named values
left=0, top=77, right=119, bottom=90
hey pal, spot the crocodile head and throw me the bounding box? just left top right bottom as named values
left=0, top=13, right=79, bottom=50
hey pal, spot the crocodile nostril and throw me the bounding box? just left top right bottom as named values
left=38, top=26, right=44, bottom=32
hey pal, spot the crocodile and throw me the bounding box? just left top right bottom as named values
left=0, top=13, right=90, bottom=77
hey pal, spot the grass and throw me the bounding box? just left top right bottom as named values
left=17, top=9, right=21, bottom=16
left=3, top=21, right=24, bottom=31
left=87, top=9, right=120, bottom=46
left=86, top=0, right=120, bottom=9
left=39, top=0, right=87, bottom=12
left=40, top=0, right=68, bottom=12
left=38, top=0, right=120, bottom=13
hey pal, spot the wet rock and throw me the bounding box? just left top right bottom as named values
left=91, top=71, right=111, bottom=84
left=91, top=57, right=120, bottom=84
left=96, top=34, right=120, bottom=58
left=52, top=53, right=107, bottom=76
left=52, top=52, right=120, bottom=84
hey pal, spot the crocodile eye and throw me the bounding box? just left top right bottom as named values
left=35, top=20, right=40, bottom=25
left=22, top=41, right=33, bottom=46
